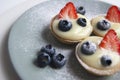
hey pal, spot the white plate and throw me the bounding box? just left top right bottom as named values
left=8, top=0, right=120, bottom=80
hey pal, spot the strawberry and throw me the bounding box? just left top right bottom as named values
left=58, top=2, right=78, bottom=19
left=105, top=5, right=120, bottom=23
left=99, top=29, right=120, bottom=54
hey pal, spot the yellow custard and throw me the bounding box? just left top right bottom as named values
left=91, top=15, right=120, bottom=38
left=77, top=37, right=120, bottom=69
left=52, top=14, right=93, bottom=41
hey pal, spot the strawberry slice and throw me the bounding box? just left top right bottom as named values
left=58, top=2, right=78, bottom=19
left=99, top=29, right=120, bottom=54
left=105, top=5, right=120, bottom=23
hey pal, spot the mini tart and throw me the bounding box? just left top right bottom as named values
left=50, top=14, right=93, bottom=44
left=91, top=15, right=120, bottom=39
left=75, top=36, right=120, bottom=76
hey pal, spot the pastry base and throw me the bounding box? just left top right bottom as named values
left=75, top=37, right=120, bottom=76
left=50, top=15, right=88, bottom=44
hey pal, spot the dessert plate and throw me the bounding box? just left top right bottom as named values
left=8, top=0, right=120, bottom=80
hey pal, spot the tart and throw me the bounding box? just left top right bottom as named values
left=75, top=29, right=120, bottom=76
left=91, top=6, right=120, bottom=38
left=50, top=2, right=93, bottom=44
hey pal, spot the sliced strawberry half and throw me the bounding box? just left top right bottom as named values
left=99, top=29, right=120, bottom=54
left=105, top=5, right=120, bottom=23
left=58, top=2, right=78, bottom=19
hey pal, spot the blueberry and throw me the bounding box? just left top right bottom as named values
left=77, top=6, right=86, bottom=15
left=77, top=18, right=87, bottom=27
left=81, top=41, right=96, bottom=55
left=40, top=44, right=56, bottom=57
left=101, top=55, right=112, bottom=67
left=97, top=20, right=111, bottom=30
left=58, top=20, right=72, bottom=32
left=37, top=52, right=51, bottom=68
left=51, top=53, right=66, bottom=68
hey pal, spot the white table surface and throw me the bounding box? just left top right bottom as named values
left=0, top=0, right=119, bottom=80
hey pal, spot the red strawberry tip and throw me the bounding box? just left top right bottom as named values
left=99, top=29, right=120, bottom=55
left=58, top=2, right=78, bottom=19
left=105, top=5, right=120, bottom=23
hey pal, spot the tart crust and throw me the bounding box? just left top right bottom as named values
left=50, top=15, right=92, bottom=44
left=75, top=36, right=120, bottom=76
left=91, top=15, right=120, bottom=39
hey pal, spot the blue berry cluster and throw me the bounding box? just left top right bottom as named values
left=36, top=44, right=66, bottom=69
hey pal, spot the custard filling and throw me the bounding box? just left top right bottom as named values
left=91, top=15, right=120, bottom=38
left=52, top=14, right=93, bottom=40
left=77, top=37, right=120, bottom=69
